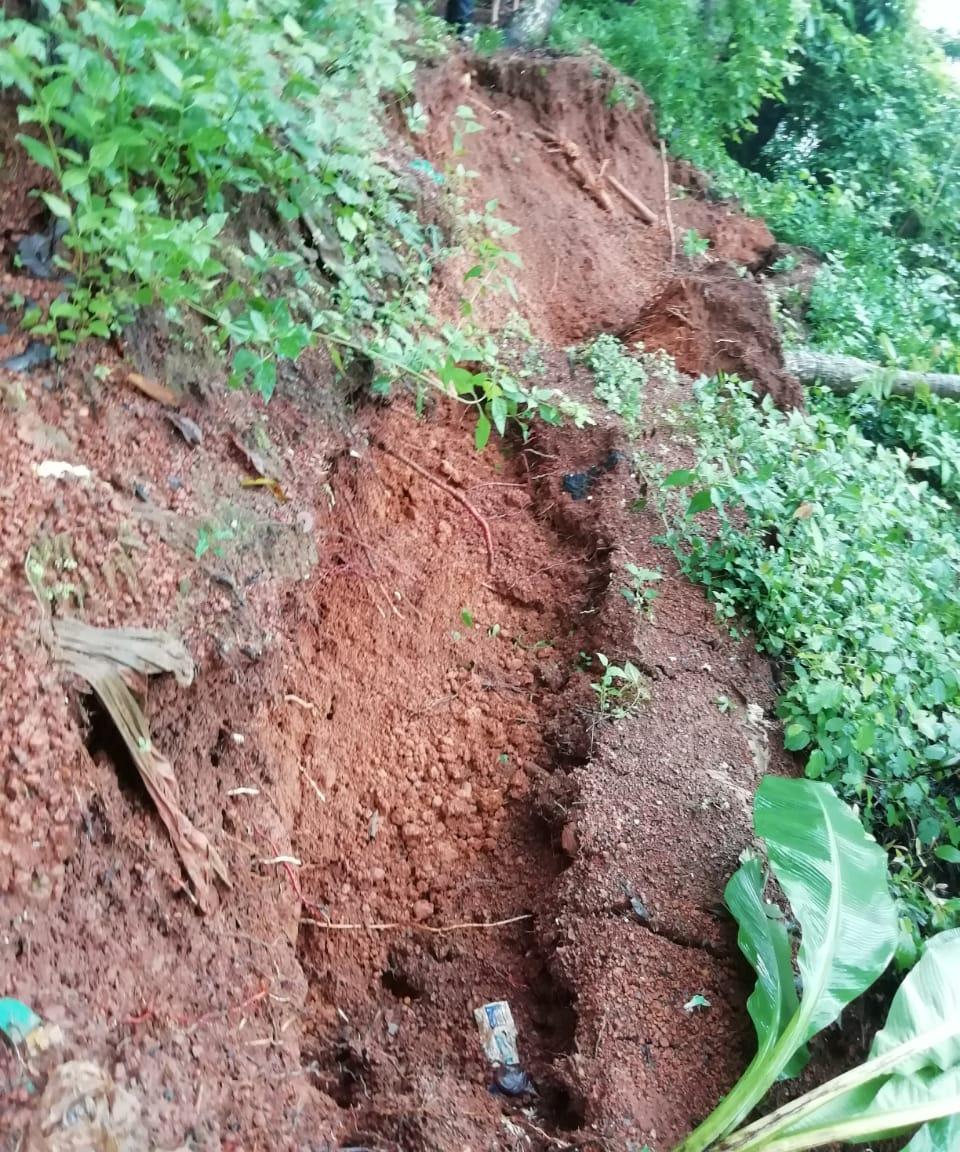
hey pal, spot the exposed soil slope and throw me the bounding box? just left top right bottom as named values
left=417, top=55, right=799, bottom=407
left=1, top=51, right=812, bottom=1152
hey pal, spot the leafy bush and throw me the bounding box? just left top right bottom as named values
left=0, top=0, right=434, bottom=397
left=815, top=387, right=960, bottom=509
left=662, top=375, right=960, bottom=946
left=671, top=775, right=960, bottom=1152
left=0, top=0, right=589, bottom=439
left=578, top=333, right=679, bottom=428
left=551, top=0, right=803, bottom=160
left=580, top=333, right=648, bottom=426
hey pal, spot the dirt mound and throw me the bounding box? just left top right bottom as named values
left=417, top=54, right=778, bottom=350
left=624, top=265, right=803, bottom=407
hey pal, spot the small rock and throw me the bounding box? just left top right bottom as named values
left=412, top=899, right=434, bottom=921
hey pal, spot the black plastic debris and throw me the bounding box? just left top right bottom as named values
left=0, top=322, right=8, bottom=336
left=491, top=1065, right=537, bottom=1097
left=165, top=411, right=203, bottom=446
left=2, top=341, right=53, bottom=373
left=561, top=448, right=625, bottom=500
left=15, top=220, right=69, bottom=280
left=562, top=472, right=592, bottom=500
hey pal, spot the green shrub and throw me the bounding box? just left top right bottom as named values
left=663, top=375, right=960, bottom=946
left=0, top=0, right=435, bottom=397
left=0, top=0, right=590, bottom=438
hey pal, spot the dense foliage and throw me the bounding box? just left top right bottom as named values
left=0, top=0, right=433, bottom=396
left=558, top=0, right=960, bottom=947
left=663, top=376, right=960, bottom=951
left=0, top=0, right=585, bottom=434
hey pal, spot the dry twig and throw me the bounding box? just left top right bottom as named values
left=533, top=128, right=613, bottom=212
left=604, top=169, right=657, bottom=224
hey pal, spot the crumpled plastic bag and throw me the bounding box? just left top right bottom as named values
left=26, top=1061, right=148, bottom=1152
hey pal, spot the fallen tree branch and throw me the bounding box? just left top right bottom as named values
left=532, top=127, right=613, bottom=212
left=605, top=169, right=657, bottom=225
left=376, top=442, right=495, bottom=570
left=786, top=348, right=960, bottom=402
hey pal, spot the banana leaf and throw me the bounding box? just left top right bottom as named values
left=674, top=778, right=898, bottom=1152
left=719, top=929, right=960, bottom=1152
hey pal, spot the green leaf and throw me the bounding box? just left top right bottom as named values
left=89, top=139, right=118, bottom=169
left=934, top=846, right=960, bottom=864
left=784, top=721, right=811, bottom=751
left=153, top=51, right=184, bottom=90
left=475, top=411, right=491, bottom=451
left=806, top=680, right=843, bottom=713
left=719, top=930, right=960, bottom=1152
left=40, top=192, right=72, bottom=219
left=687, top=489, right=713, bottom=516
left=724, top=853, right=802, bottom=1073
left=903, top=1113, right=960, bottom=1152
left=758, top=778, right=897, bottom=1043
left=490, top=395, right=508, bottom=436
left=17, top=133, right=56, bottom=170
left=868, top=929, right=960, bottom=1074
left=252, top=358, right=276, bottom=401
left=869, top=633, right=897, bottom=653
left=663, top=469, right=696, bottom=487
left=248, top=229, right=267, bottom=258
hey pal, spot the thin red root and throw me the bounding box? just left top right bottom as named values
left=341, top=487, right=404, bottom=618
left=377, top=442, right=495, bottom=571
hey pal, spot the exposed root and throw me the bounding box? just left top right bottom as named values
left=301, top=913, right=532, bottom=935
left=376, top=442, right=495, bottom=570
left=341, top=486, right=404, bottom=618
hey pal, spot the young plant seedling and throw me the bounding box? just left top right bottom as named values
left=592, top=653, right=649, bottom=718
left=621, top=563, right=663, bottom=613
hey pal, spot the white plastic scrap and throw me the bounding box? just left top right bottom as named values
left=35, top=460, right=92, bottom=481
left=474, top=1000, right=521, bottom=1066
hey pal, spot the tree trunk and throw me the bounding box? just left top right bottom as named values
left=786, top=349, right=960, bottom=402
left=505, top=0, right=560, bottom=46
